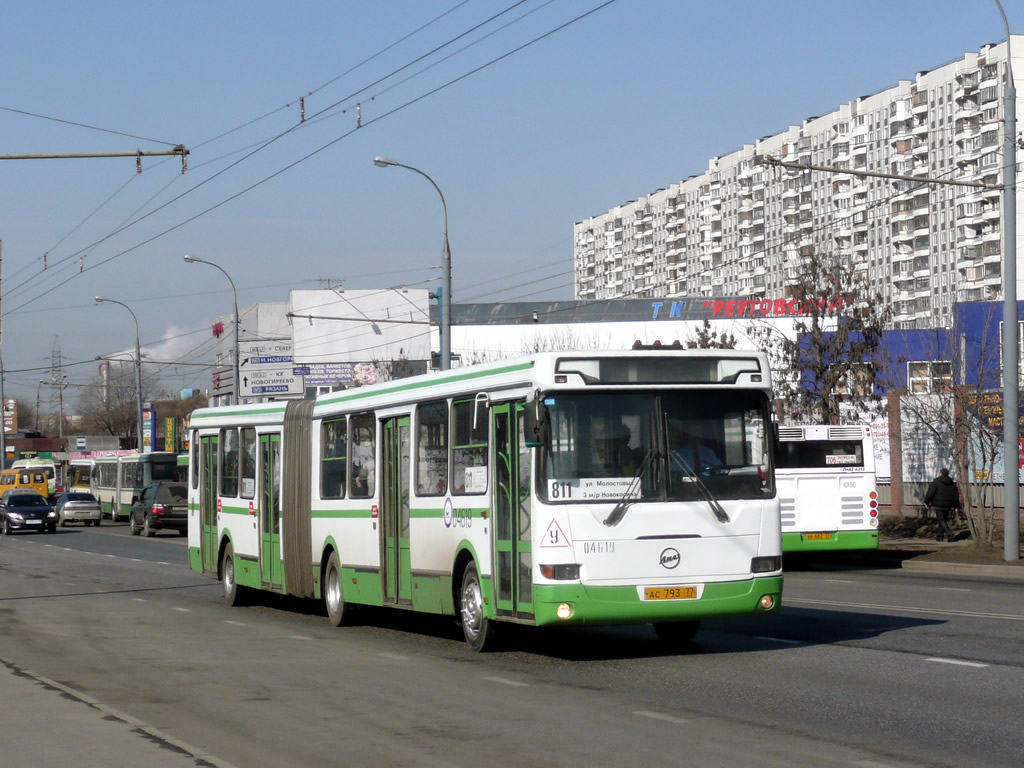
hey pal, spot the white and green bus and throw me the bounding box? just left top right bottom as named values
left=776, top=424, right=879, bottom=552
left=92, top=452, right=182, bottom=521
left=187, top=348, right=783, bottom=650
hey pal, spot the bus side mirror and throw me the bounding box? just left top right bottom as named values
left=522, top=397, right=547, bottom=448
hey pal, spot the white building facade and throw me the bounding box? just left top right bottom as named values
left=574, top=37, right=1023, bottom=330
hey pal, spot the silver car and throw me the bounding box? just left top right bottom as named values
left=55, top=492, right=103, bottom=527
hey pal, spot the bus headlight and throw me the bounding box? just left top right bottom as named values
left=751, top=556, right=781, bottom=573
left=759, top=594, right=776, bottom=610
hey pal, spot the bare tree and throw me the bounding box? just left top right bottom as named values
left=75, top=362, right=159, bottom=448
left=897, top=305, right=1004, bottom=547
left=749, top=248, right=892, bottom=424
left=684, top=318, right=737, bottom=349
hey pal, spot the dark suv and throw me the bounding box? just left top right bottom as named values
left=130, top=482, right=188, bottom=537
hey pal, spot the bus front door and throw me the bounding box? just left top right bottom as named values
left=492, top=402, right=534, bottom=620
left=381, top=416, right=412, bottom=604
left=200, top=435, right=219, bottom=575
left=259, top=433, right=283, bottom=590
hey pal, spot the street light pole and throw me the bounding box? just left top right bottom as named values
left=95, top=297, right=144, bottom=452
left=184, top=254, right=242, bottom=403
left=994, top=1, right=1019, bottom=561
left=374, top=156, right=452, bottom=370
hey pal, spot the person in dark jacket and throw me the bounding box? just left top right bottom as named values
left=924, top=468, right=961, bottom=542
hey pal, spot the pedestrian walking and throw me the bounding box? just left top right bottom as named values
left=924, top=467, right=961, bottom=542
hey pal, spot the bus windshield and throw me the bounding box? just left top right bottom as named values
left=539, top=390, right=773, bottom=502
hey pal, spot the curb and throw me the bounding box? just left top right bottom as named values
left=899, top=559, right=1024, bottom=579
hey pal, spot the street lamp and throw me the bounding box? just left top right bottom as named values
left=184, top=254, right=242, bottom=404
left=95, top=296, right=144, bottom=452
left=374, top=155, right=452, bottom=370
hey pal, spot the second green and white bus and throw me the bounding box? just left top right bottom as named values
left=187, top=348, right=783, bottom=650
left=776, top=424, right=879, bottom=552
left=92, top=452, right=183, bottom=521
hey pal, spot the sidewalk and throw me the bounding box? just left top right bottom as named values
left=880, top=536, right=1024, bottom=580
left=0, top=659, right=238, bottom=768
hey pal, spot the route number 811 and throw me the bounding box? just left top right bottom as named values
left=549, top=480, right=573, bottom=499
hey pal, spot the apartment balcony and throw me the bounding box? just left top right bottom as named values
left=911, top=138, right=929, bottom=156
left=981, top=228, right=1001, bottom=244
left=954, top=101, right=981, bottom=121
left=891, top=229, right=915, bottom=245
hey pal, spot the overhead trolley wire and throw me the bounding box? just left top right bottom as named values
left=3, top=0, right=620, bottom=318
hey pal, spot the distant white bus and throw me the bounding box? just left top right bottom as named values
left=776, top=425, right=879, bottom=552
left=92, top=452, right=182, bottom=521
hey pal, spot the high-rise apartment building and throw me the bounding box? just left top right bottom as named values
left=574, top=37, right=1022, bottom=330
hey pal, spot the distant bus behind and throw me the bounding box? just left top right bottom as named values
left=776, top=425, right=879, bottom=552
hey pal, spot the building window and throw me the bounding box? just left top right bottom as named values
left=908, top=361, right=952, bottom=393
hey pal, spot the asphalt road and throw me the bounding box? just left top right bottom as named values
left=1, top=524, right=1022, bottom=767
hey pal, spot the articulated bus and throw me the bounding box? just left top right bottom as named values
left=776, top=424, right=879, bottom=552
left=187, top=349, right=782, bottom=650
left=92, top=452, right=182, bottom=520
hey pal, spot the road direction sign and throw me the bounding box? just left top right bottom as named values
left=239, top=367, right=304, bottom=398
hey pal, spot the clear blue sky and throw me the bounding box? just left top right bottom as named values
left=0, top=0, right=1014, bottom=409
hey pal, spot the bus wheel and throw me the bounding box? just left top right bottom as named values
left=653, top=620, right=700, bottom=645
left=323, top=551, right=350, bottom=627
left=459, top=563, right=496, bottom=652
left=221, top=543, right=246, bottom=606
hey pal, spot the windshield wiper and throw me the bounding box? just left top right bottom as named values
left=669, top=452, right=730, bottom=523
left=603, top=449, right=658, bottom=527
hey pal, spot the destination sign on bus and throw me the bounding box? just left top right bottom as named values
left=824, top=454, right=858, bottom=465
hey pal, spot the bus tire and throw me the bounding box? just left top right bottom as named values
left=221, top=543, right=246, bottom=607
left=653, top=620, right=700, bottom=645
left=94, top=518, right=100, bottom=527
left=323, top=551, right=351, bottom=627
left=459, top=562, right=496, bottom=652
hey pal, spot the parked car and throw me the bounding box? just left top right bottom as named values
left=1, top=490, right=57, bottom=534
left=54, top=492, right=103, bottom=527
left=130, top=482, right=187, bottom=537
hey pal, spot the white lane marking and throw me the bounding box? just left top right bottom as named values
left=855, top=761, right=901, bottom=768
left=787, top=597, right=1024, bottom=622
left=824, top=579, right=854, bottom=584
left=634, top=711, right=689, bottom=724
left=288, top=635, right=312, bottom=641
left=132, top=598, right=147, bottom=602
left=158, top=562, right=172, bottom=566
left=753, top=636, right=801, bottom=644
left=485, top=676, right=528, bottom=688
left=130, top=558, right=143, bottom=563
left=172, top=607, right=190, bottom=613
left=935, top=587, right=972, bottom=593
left=224, top=620, right=248, bottom=627
left=105, top=554, right=117, bottom=558
left=377, top=652, right=409, bottom=661
left=925, top=657, right=988, bottom=668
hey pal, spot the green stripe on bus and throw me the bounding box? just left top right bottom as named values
left=311, top=509, right=374, bottom=519
left=530, top=576, right=784, bottom=627
left=317, top=361, right=534, bottom=407
left=782, top=530, right=879, bottom=552
left=191, top=405, right=288, bottom=419
left=220, top=505, right=253, bottom=516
